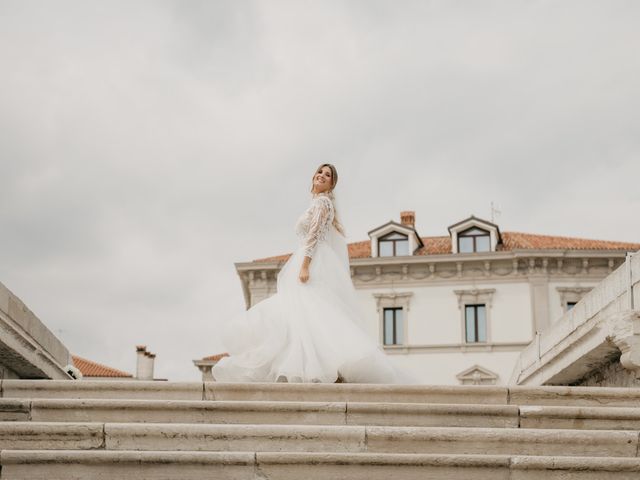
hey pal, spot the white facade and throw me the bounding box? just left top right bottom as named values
left=234, top=214, right=638, bottom=385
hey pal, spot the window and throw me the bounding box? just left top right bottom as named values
left=465, top=304, right=487, bottom=343
left=455, top=289, right=494, bottom=344
left=557, top=287, right=592, bottom=313
left=383, top=307, right=403, bottom=345
left=374, top=292, right=412, bottom=347
left=458, top=227, right=491, bottom=253
left=378, top=232, right=409, bottom=257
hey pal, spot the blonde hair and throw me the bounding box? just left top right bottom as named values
left=310, top=163, right=345, bottom=236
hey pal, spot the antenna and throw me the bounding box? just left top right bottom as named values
left=491, top=201, right=502, bottom=223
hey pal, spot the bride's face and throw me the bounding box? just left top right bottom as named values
left=313, top=166, right=333, bottom=193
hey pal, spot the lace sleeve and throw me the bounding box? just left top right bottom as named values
left=303, top=196, right=334, bottom=259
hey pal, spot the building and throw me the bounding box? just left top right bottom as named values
left=217, top=212, right=640, bottom=385
left=71, top=355, right=133, bottom=380
left=68, top=346, right=160, bottom=381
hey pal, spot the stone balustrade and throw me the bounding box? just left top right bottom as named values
left=510, top=252, right=640, bottom=386
left=0, top=281, right=71, bottom=379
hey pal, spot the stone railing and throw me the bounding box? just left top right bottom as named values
left=0, top=281, right=71, bottom=379
left=510, top=251, right=640, bottom=386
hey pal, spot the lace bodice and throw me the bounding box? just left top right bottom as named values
left=295, top=193, right=335, bottom=258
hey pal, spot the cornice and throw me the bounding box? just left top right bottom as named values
left=384, top=341, right=530, bottom=354
left=236, top=253, right=627, bottom=308
left=349, top=256, right=620, bottom=285
left=556, top=286, right=594, bottom=294
left=237, top=256, right=624, bottom=297
left=236, top=250, right=628, bottom=271
left=454, top=288, right=496, bottom=309
left=349, top=249, right=629, bottom=267
left=235, top=261, right=283, bottom=271
left=373, top=292, right=414, bottom=299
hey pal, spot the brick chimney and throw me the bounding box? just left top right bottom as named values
left=135, top=345, right=155, bottom=380
left=400, top=211, right=415, bottom=228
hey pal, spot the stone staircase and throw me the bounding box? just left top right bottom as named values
left=1, top=380, right=640, bottom=479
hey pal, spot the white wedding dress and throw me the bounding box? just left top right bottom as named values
left=212, top=192, right=402, bottom=383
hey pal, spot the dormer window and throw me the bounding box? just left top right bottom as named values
left=458, top=227, right=491, bottom=253
left=368, top=212, right=424, bottom=257
left=379, top=232, right=409, bottom=257
left=448, top=216, right=502, bottom=254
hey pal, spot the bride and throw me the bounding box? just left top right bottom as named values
left=212, top=164, right=403, bottom=383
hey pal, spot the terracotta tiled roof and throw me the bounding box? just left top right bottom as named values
left=72, top=355, right=133, bottom=378
left=499, top=232, right=640, bottom=251
left=202, top=353, right=229, bottom=362
left=252, top=232, right=640, bottom=263
left=347, top=239, right=372, bottom=258
left=414, top=236, right=452, bottom=255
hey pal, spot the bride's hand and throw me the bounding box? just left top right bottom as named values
left=299, top=266, right=309, bottom=283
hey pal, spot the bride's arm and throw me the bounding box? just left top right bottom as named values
left=299, top=197, right=333, bottom=283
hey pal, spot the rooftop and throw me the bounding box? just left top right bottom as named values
left=72, top=355, right=133, bottom=378
left=252, top=231, right=640, bottom=264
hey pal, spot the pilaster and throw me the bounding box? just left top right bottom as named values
left=529, top=275, right=550, bottom=335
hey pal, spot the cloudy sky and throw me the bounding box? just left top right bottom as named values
left=1, top=1, right=638, bottom=381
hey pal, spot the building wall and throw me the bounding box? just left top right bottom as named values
left=238, top=252, right=629, bottom=386
left=353, top=281, right=532, bottom=384
left=409, top=284, right=461, bottom=344
left=547, top=280, right=601, bottom=326
left=388, top=350, right=522, bottom=385
left=481, top=282, right=531, bottom=343
left=356, top=281, right=534, bottom=347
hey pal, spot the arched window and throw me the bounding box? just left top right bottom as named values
left=378, top=232, right=409, bottom=256
left=458, top=227, right=491, bottom=253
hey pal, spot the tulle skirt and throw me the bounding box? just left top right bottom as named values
left=212, top=228, right=402, bottom=384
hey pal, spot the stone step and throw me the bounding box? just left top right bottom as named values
left=2, top=450, right=640, bottom=480
left=5, top=398, right=640, bottom=429
left=0, top=422, right=638, bottom=458
left=4, top=380, right=640, bottom=407
left=509, top=386, right=640, bottom=408
left=0, top=380, right=204, bottom=401
left=2, top=398, right=517, bottom=427
left=519, top=405, right=640, bottom=430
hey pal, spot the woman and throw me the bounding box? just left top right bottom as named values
left=212, top=164, right=402, bottom=383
